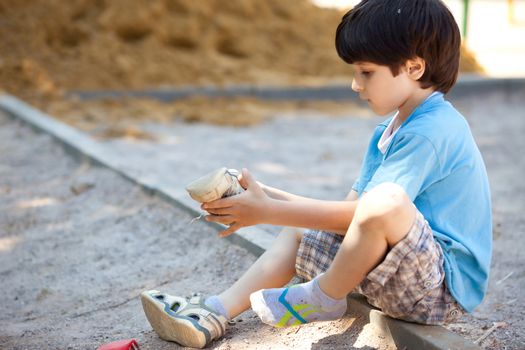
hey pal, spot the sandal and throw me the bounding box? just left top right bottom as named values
left=185, top=167, right=243, bottom=203
left=141, top=290, right=227, bottom=348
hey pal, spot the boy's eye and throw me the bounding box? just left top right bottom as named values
left=361, top=71, right=372, bottom=77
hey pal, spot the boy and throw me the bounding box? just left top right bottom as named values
left=140, top=0, right=492, bottom=348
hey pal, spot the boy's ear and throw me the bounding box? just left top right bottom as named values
left=405, top=57, right=426, bottom=80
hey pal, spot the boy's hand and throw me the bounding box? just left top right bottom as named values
left=202, top=168, right=271, bottom=238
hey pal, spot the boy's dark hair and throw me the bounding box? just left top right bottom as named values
left=335, top=0, right=460, bottom=93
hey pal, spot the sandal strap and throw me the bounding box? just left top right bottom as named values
left=149, top=290, right=188, bottom=312
left=178, top=295, right=227, bottom=340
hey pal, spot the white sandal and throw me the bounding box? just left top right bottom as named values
left=141, top=290, right=227, bottom=348
left=185, top=167, right=243, bottom=203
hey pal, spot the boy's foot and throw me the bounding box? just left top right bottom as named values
left=249, top=277, right=347, bottom=327
left=141, top=290, right=227, bottom=349
left=186, top=167, right=244, bottom=203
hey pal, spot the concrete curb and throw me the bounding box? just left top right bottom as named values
left=0, top=94, right=274, bottom=256
left=347, top=295, right=481, bottom=350
left=0, top=94, right=481, bottom=350
left=69, top=75, right=525, bottom=102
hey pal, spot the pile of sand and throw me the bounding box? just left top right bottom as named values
left=44, top=95, right=371, bottom=139
left=0, top=0, right=482, bottom=102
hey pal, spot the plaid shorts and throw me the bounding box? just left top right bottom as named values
left=295, top=209, right=465, bottom=325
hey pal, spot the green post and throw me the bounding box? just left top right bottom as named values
left=462, top=0, right=470, bottom=40
left=508, top=0, right=514, bottom=24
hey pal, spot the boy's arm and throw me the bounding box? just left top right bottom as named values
left=203, top=169, right=358, bottom=237
left=259, top=178, right=358, bottom=203
left=261, top=198, right=357, bottom=235
left=259, top=183, right=319, bottom=202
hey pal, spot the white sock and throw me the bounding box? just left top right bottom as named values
left=205, top=295, right=230, bottom=319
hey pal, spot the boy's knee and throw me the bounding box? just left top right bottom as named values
left=355, top=183, right=413, bottom=232
left=280, top=227, right=304, bottom=244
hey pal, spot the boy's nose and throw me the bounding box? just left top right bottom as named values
left=351, top=78, right=363, bottom=92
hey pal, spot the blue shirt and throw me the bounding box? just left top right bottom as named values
left=352, top=92, right=492, bottom=312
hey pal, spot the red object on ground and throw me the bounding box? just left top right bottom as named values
left=97, top=339, right=140, bottom=350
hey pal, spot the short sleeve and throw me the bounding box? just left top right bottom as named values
left=351, top=178, right=360, bottom=192
left=363, top=133, right=442, bottom=201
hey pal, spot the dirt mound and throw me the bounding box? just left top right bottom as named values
left=0, top=0, right=482, bottom=102
left=0, top=0, right=345, bottom=99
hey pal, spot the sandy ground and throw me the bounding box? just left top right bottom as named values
left=1, top=87, right=524, bottom=349
left=0, top=111, right=395, bottom=349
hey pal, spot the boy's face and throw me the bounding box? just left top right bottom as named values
left=351, top=61, right=420, bottom=117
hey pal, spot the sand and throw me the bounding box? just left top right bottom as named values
left=0, top=0, right=482, bottom=104
left=0, top=111, right=397, bottom=349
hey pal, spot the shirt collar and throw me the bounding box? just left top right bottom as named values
left=394, top=91, right=443, bottom=127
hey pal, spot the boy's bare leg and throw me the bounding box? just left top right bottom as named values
left=250, top=182, right=416, bottom=326
left=318, top=182, right=416, bottom=299
left=218, top=227, right=303, bottom=318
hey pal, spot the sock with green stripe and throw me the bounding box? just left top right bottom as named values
left=249, top=276, right=347, bottom=327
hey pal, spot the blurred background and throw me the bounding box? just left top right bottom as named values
left=315, top=0, right=525, bottom=77
left=0, top=0, right=523, bottom=132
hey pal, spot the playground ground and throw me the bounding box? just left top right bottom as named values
left=1, top=85, right=524, bottom=349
